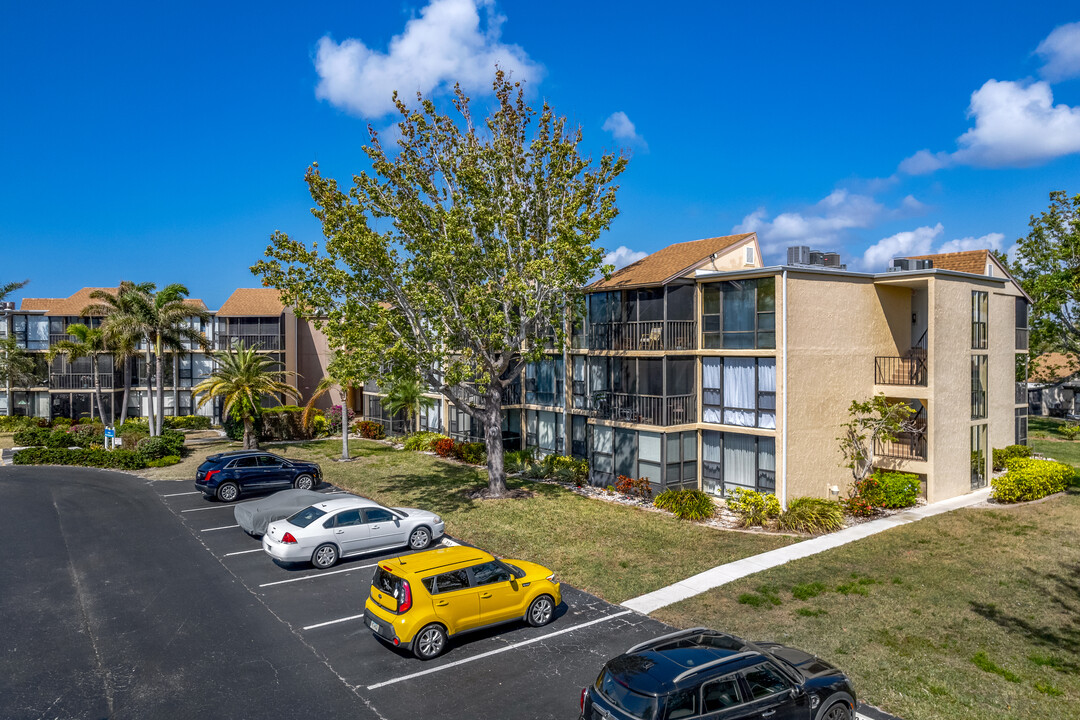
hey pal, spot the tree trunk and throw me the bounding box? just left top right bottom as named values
left=243, top=415, right=256, bottom=450
left=155, top=336, right=165, bottom=436
left=481, top=390, right=507, bottom=497
left=5, top=375, right=10, bottom=416
left=118, top=356, right=130, bottom=426
left=91, top=355, right=106, bottom=427
left=172, top=352, right=179, bottom=418
left=145, top=346, right=156, bottom=436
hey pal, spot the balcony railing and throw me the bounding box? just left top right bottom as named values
left=1016, top=327, right=1028, bottom=350
left=588, top=321, right=698, bottom=351
left=875, top=431, right=927, bottom=461
left=502, top=383, right=522, bottom=405
left=49, top=333, right=71, bottom=345
left=50, top=373, right=115, bottom=390
left=216, top=334, right=283, bottom=351
left=590, top=391, right=696, bottom=426
left=525, top=387, right=564, bottom=407
left=875, top=355, right=927, bottom=386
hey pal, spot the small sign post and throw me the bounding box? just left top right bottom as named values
left=104, top=426, right=115, bottom=450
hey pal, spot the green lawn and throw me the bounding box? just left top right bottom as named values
left=1029, top=417, right=1080, bottom=469
left=655, top=483, right=1080, bottom=720
left=144, top=438, right=795, bottom=603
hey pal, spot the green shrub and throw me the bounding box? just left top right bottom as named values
left=13, top=447, right=147, bottom=469
left=165, top=415, right=212, bottom=430
left=403, top=432, right=448, bottom=451
left=726, top=488, right=781, bottom=526
left=355, top=420, right=386, bottom=440
left=844, top=469, right=920, bottom=515
left=45, top=429, right=77, bottom=448
left=79, top=416, right=95, bottom=424
left=311, top=415, right=329, bottom=436
left=432, top=438, right=456, bottom=458
left=615, top=474, right=652, bottom=499
left=0, top=415, right=35, bottom=432
left=778, top=497, right=845, bottom=533
left=117, top=428, right=148, bottom=451
left=118, top=419, right=150, bottom=432
left=13, top=425, right=50, bottom=447
left=223, top=410, right=263, bottom=442
left=504, top=448, right=536, bottom=473
left=265, top=404, right=303, bottom=413
left=147, top=455, right=181, bottom=467
left=453, top=441, right=487, bottom=465
left=992, top=444, right=1033, bottom=470
left=543, top=455, right=589, bottom=485
left=1062, top=423, right=1080, bottom=441
left=991, top=458, right=1073, bottom=503
left=654, top=489, right=716, bottom=521
left=136, top=430, right=186, bottom=461
left=51, top=417, right=72, bottom=428
left=260, top=409, right=310, bottom=441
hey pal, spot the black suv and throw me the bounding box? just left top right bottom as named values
left=194, top=451, right=322, bottom=502
left=580, top=628, right=855, bottom=720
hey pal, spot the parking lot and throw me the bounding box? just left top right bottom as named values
left=1, top=466, right=672, bottom=719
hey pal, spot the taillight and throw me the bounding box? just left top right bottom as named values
left=580, top=687, right=587, bottom=711
left=204, top=469, right=220, bottom=484
left=398, top=580, right=412, bottom=613
left=282, top=532, right=297, bottom=544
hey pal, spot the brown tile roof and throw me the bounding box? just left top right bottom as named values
left=217, top=288, right=285, bottom=317
left=906, top=249, right=989, bottom=275
left=1028, top=352, right=1079, bottom=384
left=20, top=287, right=207, bottom=316
left=590, top=233, right=755, bottom=290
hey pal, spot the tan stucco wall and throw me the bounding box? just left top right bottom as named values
left=295, top=319, right=344, bottom=410
left=694, top=237, right=763, bottom=273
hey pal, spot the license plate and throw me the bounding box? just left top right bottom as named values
left=369, top=620, right=380, bottom=633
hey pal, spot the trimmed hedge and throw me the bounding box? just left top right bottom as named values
left=778, top=497, right=845, bottom=533
left=726, top=488, right=781, bottom=527
left=991, top=458, right=1074, bottom=503
left=992, top=444, right=1033, bottom=471
left=13, top=426, right=51, bottom=446
left=165, top=415, right=212, bottom=430
left=136, top=431, right=185, bottom=461
left=654, top=489, right=716, bottom=521
left=13, top=447, right=147, bottom=469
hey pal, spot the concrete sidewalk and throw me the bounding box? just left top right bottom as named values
left=623, top=487, right=992, bottom=614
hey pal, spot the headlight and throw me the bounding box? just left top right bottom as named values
left=547, top=573, right=558, bottom=583
left=433, top=515, right=442, bottom=524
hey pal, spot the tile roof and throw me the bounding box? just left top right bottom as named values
left=217, top=288, right=286, bottom=317
left=905, top=249, right=990, bottom=275
left=1028, top=352, right=1079, bottom=384
left=20, top=287, right=207, bottom=316
left=590, top=233, right=755, bottom=290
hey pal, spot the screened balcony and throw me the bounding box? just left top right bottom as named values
left=588, top=356, right=695, bottom=427
left=587, top=283, right=697, bottom=351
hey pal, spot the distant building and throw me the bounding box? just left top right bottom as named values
left=786, top=246, right=846, bottom=270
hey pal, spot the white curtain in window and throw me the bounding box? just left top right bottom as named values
left=538, top=411, right=555, bottom=451
left=723, top=358, right=756, bottom=426
left=703, top=358, right=724, bottom=423
left=28, top=317, right=48, bottom=350
left=758, top=359, right=776, bottom=429
left=702, top=431, right=722, bottom=494
left=723, top=433, right=756, bottom=491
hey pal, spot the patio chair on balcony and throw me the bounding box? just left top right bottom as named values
left=640, top=327, right=663, bottom=350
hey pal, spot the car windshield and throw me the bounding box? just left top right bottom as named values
left=596, top=669, right=658, bottom=720
left=287, top=506, right=327, bottom=528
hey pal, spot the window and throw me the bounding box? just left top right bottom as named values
left=595, top=670, right=657, bottom=720
left=971, top=424, right=988, bottom=490
left=745, top=245, right=756, bottom=264
left=1016, top=297, right=1029, bottom=349
left=525, top=357, right=564, bottom=406
left=742, top=664, right=791, bottom=700
left=592, top=425, right=613, bottom=483
left=665, top=431, right=697, bottom=490
left=258, top=455, right=283, bottom=467
left=232, top=456, right=259, bottom=468
left=702, top=358, right=776, bottom=428
left=971, top=355, right=988, bottom=419
left=526, top=410, right=562, bottom=455
left=471, top=561, right=512, bottom=586
left=330, top=509, right=362, bottom=527
left=1015, top=408, right=1028, bottom=446
left=701, top=675, right=743, bottom=712
left=702, top=431, right=776, bottom=496
left=287, top=506, right=327, bottom=528
left=363, top=508, right=397, bottom=524
left=665, top=689, right=697, bottom=719
left=972, top=291, right=988, bottom=349
left=702, top=278, right=775, bottom=349
left=426, top=569, right=470, bottom=594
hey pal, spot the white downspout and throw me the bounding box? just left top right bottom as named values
left=781, top=269, right=789, bottom=510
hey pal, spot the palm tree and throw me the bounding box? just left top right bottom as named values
left=0, top=339, right=36, bottom=417
left=48, top=324, right=112, bottom=424
left=90, top=283, right=209, bottom=435
left=1, top=279, right=29, bottom=302
left=85, top=282, right=155, bottom=428
left=302, top=374, right=357, bottom=460
left=192, top=344, right=298, bottom=450
left=383, top=376, right=436, bottom=434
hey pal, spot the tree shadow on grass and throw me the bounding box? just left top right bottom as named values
left=969, top=562, right=1080, bottom=664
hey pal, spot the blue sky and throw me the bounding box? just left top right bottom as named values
left=3, top=1, right=1079, bottom=309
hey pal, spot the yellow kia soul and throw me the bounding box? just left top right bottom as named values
left=364, top=546, right=561, bottom=659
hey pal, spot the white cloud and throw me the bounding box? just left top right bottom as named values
left=859, top=224, right=943, bottom=270
left=603, top=246, right=648, bottom=271
left=734, top=189, right=883, bottom=254
left=314, top=0, right=543, bottom=118
left=897, top=149, right=950, bottom=175
left=602, top=111, right=647, bottom=148
left=1036, top=21, right=1080, bottom=82
left=937, top=232, right=1006, bottom=255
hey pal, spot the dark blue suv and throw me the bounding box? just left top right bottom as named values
left=195, top=451, right=322, bottom=502
left=580, top=628, right=856, bottom=720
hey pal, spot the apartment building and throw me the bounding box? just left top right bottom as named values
left=0, top=287, right=350, bottom=423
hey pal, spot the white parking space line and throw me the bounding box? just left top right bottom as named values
left=365, top=610, right=634, bottom=690
left=224, top=548, right=264, bottom=557
left=303, top=613, right=368, bottom=631
left=259, top=562, right=379, bottom=588
left=162, top=491, right=201, bottom=497
left=181, top=505, right=235, bottom=513
left=201, top=524, right=239, bottom=532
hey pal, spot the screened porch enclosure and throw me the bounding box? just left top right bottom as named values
left=589, top=425, right=698, bottom=493
left=588, top=356, right=695, bottom=426
left=587, top=283, right=697, bottom=351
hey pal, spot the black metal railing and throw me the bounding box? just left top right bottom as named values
left=216, top=334, right=283, bottom=351
left=589, top=391, right=695, bottom=426
left=875, top=355, right=927, bottom=386
left=50, top=373, right=116, bottom=390
left=588, top=321, right=697, bottom=351
left=875, top=431, right=927, bottom=461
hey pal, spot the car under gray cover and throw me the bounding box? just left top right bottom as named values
left=234, top=489, right=332, bottom=536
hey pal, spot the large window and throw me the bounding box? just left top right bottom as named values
left=972, top=291, right=988, bottom=350
left=525, top=357, right=564, bottom=407
left=526, top=409, right=562, bottom=456
left=702, top=358, right=776, bottom=428
left=1015, top=408, right=1028, bottom=446
left=702, top=431, right=776, bottom=496
left=971, top=355, right=988, bottom=420
left=1015, top=297, right=1029, bottom=350
left=971, top=424, right=987, bottom=489
left=702, top=278, right=775, bottom=349
left=665, top=431, right=697, bottom=490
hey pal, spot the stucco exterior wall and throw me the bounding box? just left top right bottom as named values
left=694, top=238, right=763, bottom=273
left=295, top=319, right=343, bottom=410
left=989, top=284, right=1025, bottom=452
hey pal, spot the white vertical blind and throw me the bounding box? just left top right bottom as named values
left=723, top=433, right=757, bottom=490
left=723, top=358, right=756, bottom=427
left=758, top=358, right=776, bottom=429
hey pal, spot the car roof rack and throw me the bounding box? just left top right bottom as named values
left=671, top=652, right=758, bottom=685
left=625, top=627, right=710, bottom=655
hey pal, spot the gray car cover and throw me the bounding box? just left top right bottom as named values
left=234, top=489, right=334, bottom=536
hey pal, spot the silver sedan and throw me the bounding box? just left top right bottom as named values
left=234, top=489, right=331, bottom=536
left=262, top=497, right=445, bottom=569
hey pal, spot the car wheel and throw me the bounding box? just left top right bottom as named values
left=294, top=474, right=315, bottom=491
left=821, top=702, right=851, bottom=720
left=311, top=543, right=338, bottom=569
left=526, top=594, right=555, bottom=627
left=216, top=482, right=239, bottom=503
left=412, top=623, right=447, bottom=660
left=408, top=526, right=432, bottom=550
